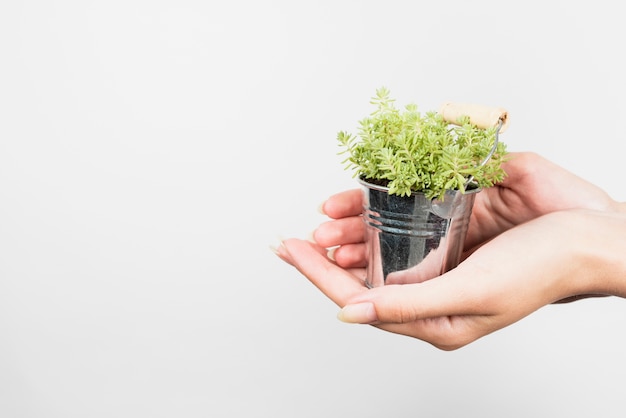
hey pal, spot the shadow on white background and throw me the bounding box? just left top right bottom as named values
left=1, top=1, right=624, bottom=417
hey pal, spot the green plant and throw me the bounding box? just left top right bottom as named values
left=337, top=87, right=508, bottom=199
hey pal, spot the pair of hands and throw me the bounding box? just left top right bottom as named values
left=275, top=152, right=626, bottom=350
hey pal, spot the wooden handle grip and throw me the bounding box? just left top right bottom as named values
left=439, top=102, right=509, bottom=133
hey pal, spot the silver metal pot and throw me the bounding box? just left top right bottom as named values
left=360, top=179, right=480, bottom=287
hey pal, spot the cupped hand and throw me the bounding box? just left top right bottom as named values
left=277, top=209, right=626, bottom=350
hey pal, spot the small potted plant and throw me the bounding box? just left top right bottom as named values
left=337, top=87, right=509, bottom=287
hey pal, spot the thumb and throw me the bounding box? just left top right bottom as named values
left=336, top=216, right=571, bottom=325
left=336, top=262, right=492, bottom=324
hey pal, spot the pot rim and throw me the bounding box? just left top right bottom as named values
left=357, top=177, right=482, bottom=196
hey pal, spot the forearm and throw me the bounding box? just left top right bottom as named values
left=466, top=209, right=626, bottom=307
left=563, top=209, right=626, bottom=299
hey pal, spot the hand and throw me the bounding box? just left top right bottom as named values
left=463, top=152, right=620, bottom=253
left=277, top=208, right=626, bottom=350
left=275, top=152, right=626, bottom=350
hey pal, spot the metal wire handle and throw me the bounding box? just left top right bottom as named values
left=465, top=118, right=504, bottom=187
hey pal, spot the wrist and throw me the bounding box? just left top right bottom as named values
left=568, top=210, right=626, bottom=298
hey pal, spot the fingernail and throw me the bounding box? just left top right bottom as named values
left=337, top=302, right=378, bottom=324
left=271, top=239, right=289, bottom=261
left=317, top=201, right=327, bottom=215
left=326, top=246, right=336, bottom=261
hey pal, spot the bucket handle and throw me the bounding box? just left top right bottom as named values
left=439, top=102, right=508, bottom=186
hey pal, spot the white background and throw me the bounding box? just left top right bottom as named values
left=2, top=1, right=625, bottom=417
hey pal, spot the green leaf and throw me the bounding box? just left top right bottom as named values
left=337, top=88, right=508, bottom=198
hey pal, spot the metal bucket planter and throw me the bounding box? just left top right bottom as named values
left=360, top=179, right=480, bottom=288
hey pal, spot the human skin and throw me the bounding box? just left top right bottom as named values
left=275, top=152, right=626, bottom=350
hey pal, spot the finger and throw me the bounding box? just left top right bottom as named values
left=335, top=283, right=495, bottom=350
left=281, top=238, right=368, bottom=307
left=274, top=237, right=328, bottom=266
left=353, top=264, right=496, bottom=321
left=320, top=189, right=363, bottom=219
left=334, top=261, right=512, bottom=350
left=330, top=243, right=367, bottom=268
left=313, top=216, right=364, bottom=248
